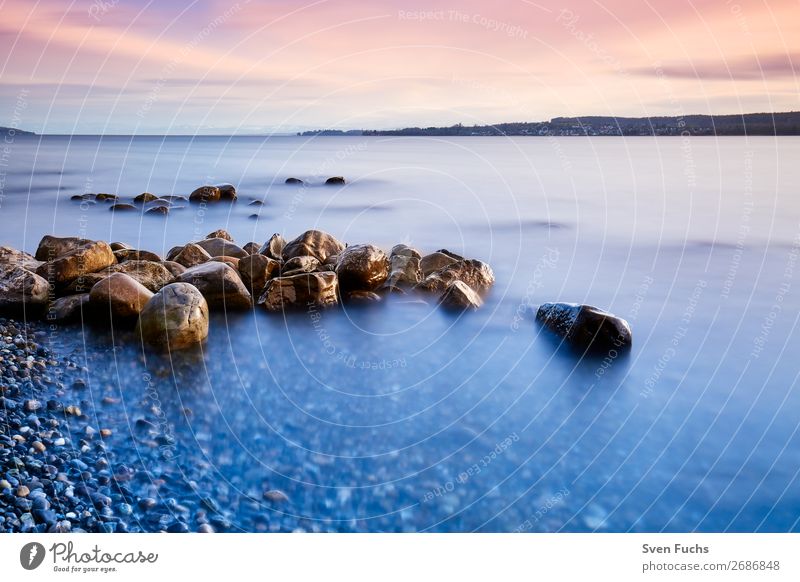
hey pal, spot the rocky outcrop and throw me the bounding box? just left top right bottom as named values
left=258, top=233, right=286, bottom=261
left=439, top=281, right=483, bottom=310
left=0, top=265, right=49, bottom=314
left=176, top=262, right=252, bottom=310
left=195, top=238, right=248, bottom=259
left=335, top=244, right=389, bottom=292
left=258, top=272, right=338, bottom=311
left=535, top=303, right=632, bottom=351
left=417, top=259, right=494, bottom=294
left=238, top=254, right=280, bottom=295
left=136, top=283, right=209, bottom=350
left=173, top=244, right=212, bottom=268
left=35, top=240, right=116, bottom=285
left=282, top=230, right=344, bottom=263
left=89, top=273, right=154, bottom=319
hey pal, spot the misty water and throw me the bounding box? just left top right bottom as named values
left=3, top=134, right=800, bottom=532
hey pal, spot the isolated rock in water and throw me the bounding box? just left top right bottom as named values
left=110, top=242, right=132, bottom=251
left=195, top=237, right=248, bottom=259
left=146, top=205, right=169, bottom=215
left=109, top=203, right=136, bottom=212
left=206, top=229, right=233, bottom=242
left=242, top=242, right=260, bottom=255
left=134, top=192, right=158, bottom=203
left=113, top=249, right=162, bottom=263
left=49, top=293, right=90, bottom=322
left=417, top=259, right=494, bottom=294
left=136, top=282, right=209, bottom=350
left=160, top=261, right=186, bottom=278
left=282, top=230, right=344, bottom=262
left=535, top=303, right=632, bottom=351
left=439, top=280, right=483, bottom=310
left=238, top=254, right=280, bottom=296
left=189, top=185, right=221, bottom=203
left=35, top=235, right=91, bottom=261
left=176, top=261, right=252, bottom=310
left=259, top=233, right=286, bottom=261
left=35, top=240, right=116, bottom=285
left=386, top=254, right=421, bottom=288
left=102, top=260, right=174, bottom=292
left=216, top=184, right=237, bottom=201
left=420, top=251, right=459, bottom=278
left=282, top=255, right=320, bottom=276
left=285, top=177, right=303, bottom=184
left=0, top=265, right=49, bottom=313
left=89, top=273, right=154, bottom=319
left=335, top=244, right=389, bottom=292
left=0, top=246, right=42, bottom=271
left=258, top=272, right=338, bottom=311
left=173, top=243, right=212, bottom=268
left=325, top=176, right=345, bottom=185
left=94, top=193, right=118, bottom=201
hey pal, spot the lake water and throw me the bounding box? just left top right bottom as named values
left=3, top=134, right=800, bottom=532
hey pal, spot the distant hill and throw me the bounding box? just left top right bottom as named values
left=359, top=111, right=800, bottom=137
left=0, top=126, right=35, bottom=136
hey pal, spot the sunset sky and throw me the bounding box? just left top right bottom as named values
left=0, top=0, right=797, bottom=134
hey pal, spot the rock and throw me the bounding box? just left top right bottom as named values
left=216, top=184, right=237, bottom=201
left=282, top=230, right=344, bottom=262
left=102, top=260, right=174, bottom=292
left=248, top=200, right=264, bottom=206
left=48, top=294, right=90, bottom=321
left=161, top=195, right=188, bottom=202
left=134, top=192, right=158, bottom=203
left=535, top=303, right=632, bottom=352
left=189, top=185, right=221, bottom=203
left=281, top=255, right=320, bottom=276
left=263, top=490, right=289, bottom=503
left=210, top=256, right=240, bottom=269
left=60, top=272, right=106, bottom=295
left=345, top=291, right=382, bottom=303
left=173, top=244, right=212, bottom=268
left=34, top=235, right=91, bottom=261
left=0, top=246, right=42, bottom=271
left=237, top=254, right=280, bottom=296
left=159, top=261, right=186, bottom=277
left=335, top=244, right=389, bottom=292
left=242, top=242, right=260, bottom=255
left=95, top=193, right=118, bottom=201
left=146, top=205, right=169, bottom=215
left=89, top=273, right=154, bottom=319
left=35, top=240, right=116, bottom=285
left=0, top=265, right=49, bottom=313
left=439, top=281, right=483, bottom=310
left=420, top=251, right=459, bottom=277
left=166, top=246, right=183, bottom=261
left=325, top=176, right=345, bottom=185
left=109, top=203, right=137, bottom=212
left=114, top=249, right=162, bottom=263
left=205, top=229, right=233, bottom=242
left=195, top=238, right=248, bottom=259
left=136, top=283, right=209, bottom=350
left=386, top=254, right=421, bottom=288
left=248, top=213, right=260, bottom=220
left=285, top=177, right=303, bottom=184
left=417, top=259, right=494, bottom=294
left=176, top=262, right=252, bottom=310
left=391, top=244, right=422, bottom=259
left=258, top=233, right=286, bottom=260
left=109, top=242, right=132, bottom=251
left=258, top=272, right=338, bottom=311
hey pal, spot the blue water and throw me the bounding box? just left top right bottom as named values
left=3, top=134, right=800, bottom=532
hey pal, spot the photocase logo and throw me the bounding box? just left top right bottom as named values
left=20, top=542, right=46, bottom=570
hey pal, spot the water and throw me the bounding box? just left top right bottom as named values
left=3, top=134, right=800, bottom=532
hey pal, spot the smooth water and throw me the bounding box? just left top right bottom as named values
left=3, top=135, right=800, bottom=532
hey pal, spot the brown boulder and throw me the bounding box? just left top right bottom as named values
left=110, top=242, right=132, bottom=251
left=335, top=244, right=389, bottom=292
left=237, top=254, right=280, bottom=295
left=173, top=243, right=212, bottom=268
left=136, top=283, right=209, bottom=350
left=258, top=233, right=286, bottom=260
left=417, top=259, right=495, bottom=294
left=89, top=273, right=153, bottom=319
left=0, top=265, right=49, bottom=314
left=109, top=203, right=137, bottom=212
left=0, top=246, right=42, bottom=271
left=242, top=242, right=260, bottom=255
left=195, top=237, right=248, bottom=259
left=160, top=261, right=186, bottom=277
left=134, top=192, right=158, bottom=203
left=114, top=249, right=162, bottom=263
left=439, top=280, right=483, bottom=310
left=258, top=272, right=338, bottom=311
left=36, top=240, right=116, bottom=285
left=282, top=230, right=344, bottom=262
left=325, top=176, right=345, bottom=185
left=48, top=293, right=90, bottom=321
left=189, top=185, right=221, bottom=203
left=420, top=251, right=460, bottom=278
left=282, top=255, right=320, bottom=276
left=102, top=260, right=174, bottom=292
left=35, top=235, right=91, bottom=261
left=176, top=261, right=252, bottom=310
left=206, top=229, right=233, bottom=241
left=216, top=184, right=237, bottom=201
left=210, top=256, right=240, bottom=269
left=386, top=254, right=421, bottom=288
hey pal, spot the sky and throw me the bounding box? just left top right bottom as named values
left=0, top=0, right=798, bottom=134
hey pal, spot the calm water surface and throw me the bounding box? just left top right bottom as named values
left=3, top=135, right=800, bottom=531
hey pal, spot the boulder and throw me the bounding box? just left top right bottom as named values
left=258, top=272, right=338, bottom=311
left=134, top=192, right=158, bottom=203
left=113, top=249, right=162, bottom=263
left=173, top=243, right=212, bottom=268
left=258, top=233, right=286, bottom=261
left=109, top=203, right=137, bottom=212
left=325, top=176, right=345, bottom=185
left=102, top=260, right=174, bottom=292
left=420, top=251, right=459, bottom=278
left=391, top=244, right=422, bottom=259
left=0, top=265, right=49, bottom=314
left=242, top=242, right=260, bottom=255
left=189, top=185, right=221, bottom=203
left=439, top=281, right=483, bottom=310
left=176, top=262, right=252, bottom=310
left=417, top=259, right=494, bottom=294
left=335, top=244, right=389, bottom=292
left=61, top=272, right=106, bottom=295
left=210, top=256, right=240, bottom=269
left=0, top=246, right=42, bottom=271
left=386, top=254, right=421, bottom=288
left=238, top=254, right=280, bottom=295
left=146, top=205, right=169, bottom=215
left=345, top=291, right=382, bottom=304
left=216, top=184, right=237, bottom=201
left=166, top=246, right=183, bottom=261
left=94, top=193, right=118, bottom=202
left=282, top=255, right=320, bottom=276
left=282, top=230, right=344, bottom=262
left=136, top=283, right=209, bottom=350
left=195, top=237, right=248, bottom=259
left=109, top=242, right=132, bottom=251
left=285, top=177, right=303, bottom=184
left=48, top=293, right=90, bottom=322
left=35, top=240, right=116, bottom=285
left=34, top=235, right=91, bottom=261
left=535, top=303, right=632, bottom=352
left=248, top=200, right=264, bottom=206
left=160, top=261, right=186, bottom=278
left=206, top=229, right=233, bottom=242
left=89, top=273, right=153, bottom=319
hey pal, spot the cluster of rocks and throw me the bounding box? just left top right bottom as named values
left=0, top=229, right=494, bottom=351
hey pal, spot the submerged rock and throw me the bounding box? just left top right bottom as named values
left=285, top=177, right=303, bottom=184
left=109, top=203, right=137, bottom=212
left=325, top=176, right=345, bottom=185
left=535, top=303, right=632, bottom=351
left=146, top=205, right=169, bottom=215
left=89, top=273, right=153, bottom=319
left=216, top=184, right=237, bottom=201
left=176, top=262, right=252, bottom=310
left=258, top=272, right=338, bottom=310
left=189, top=185, right=221, bottom=203
left=134, top=192, right=158, bottom=203
left=439, top=280, right=483, bottom=310
left=136, top=282, right=209, bottom=349
left=335, top=244, right=389, bottom=292
left=282, top=230, right=344, bottom=263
